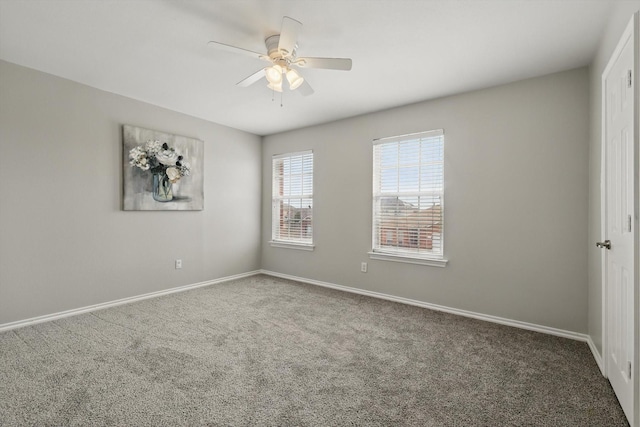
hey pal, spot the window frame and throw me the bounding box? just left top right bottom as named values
left=369, top=130, right=447, bottom=267
left=270, top=150, right=315, bottom=251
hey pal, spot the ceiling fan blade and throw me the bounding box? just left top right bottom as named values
left=294, top=57, right=352, bottom=71
left=208, top=40, right=269, bottom=61
left=297, top=80, right=314, bottom=96
left=278, top=16, right=302, bottom=58
left=236, top=69, right=266, bottom=87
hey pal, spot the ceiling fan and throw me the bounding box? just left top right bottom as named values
left=208, top=16, right=352, bottom=96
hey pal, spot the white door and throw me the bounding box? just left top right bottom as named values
left=602, top=16, right=636, bottom=426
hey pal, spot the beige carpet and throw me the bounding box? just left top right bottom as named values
left=0, top=275, right=629, bottom=426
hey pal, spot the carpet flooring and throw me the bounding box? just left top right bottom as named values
left=0, top=275, right=629, bottom=426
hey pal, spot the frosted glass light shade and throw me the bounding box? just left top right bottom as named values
left=267, top=80, right=283, bottom=92
left=286, top=68, right=304, bottom=90
left=265, top=65, right=283, bottom=84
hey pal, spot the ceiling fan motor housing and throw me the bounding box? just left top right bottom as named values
left=265, top=35, right=297, bottom=60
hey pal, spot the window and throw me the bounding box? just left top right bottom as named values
left=371, top=130, right=446, bottom=266
left=271, top=151, right=314, bottom=249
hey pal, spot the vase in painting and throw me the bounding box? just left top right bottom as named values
left=152, top=173, right=173, bottom=202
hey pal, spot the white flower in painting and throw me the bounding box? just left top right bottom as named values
left=129, top=146, right=144, bottom=161
left=129, top=146, right=150, bottom=170
left=145, top=139, right=162, bottom=155
left=137, top=157, right=150, bottom=170
left=156, top=149, right=179, bottom=166
left=166, top=167, right=181, bottom=183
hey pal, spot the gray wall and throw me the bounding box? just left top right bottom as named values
left=0, top=60, right=262, bottom=325
left=588, top=2, right=640, bottom=356
left=262, top=68, right=590, bottom=333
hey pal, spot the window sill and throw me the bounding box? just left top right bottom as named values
left=367, top=251, right=448, bottom=267
left=270, top=241, right=315, bottom=251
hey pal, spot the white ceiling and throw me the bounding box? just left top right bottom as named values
left=0, top=0, right=615, bottom=136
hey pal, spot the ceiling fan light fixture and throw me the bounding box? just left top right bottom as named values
left=265, top=64, right=283, bottom=84
left=267, top=80, right=283, bottom=92
left=286, top=68, right=304, bottom=90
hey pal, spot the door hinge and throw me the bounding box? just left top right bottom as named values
left=629, top=361, right=632, bottom=379
left=628, top=70, right=633, bottom=88
left=628, top=215, right=632, bottom=232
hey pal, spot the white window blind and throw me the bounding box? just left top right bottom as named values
left=372, top=130, right=444, bottom=259
left=272, top=151, right=313, bottom=244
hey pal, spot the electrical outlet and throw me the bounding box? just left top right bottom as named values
left=361, top=262, right=367, bottom=273
left=175, top=259, right=182, bottom=269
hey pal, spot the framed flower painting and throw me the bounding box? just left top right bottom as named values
left=123, top=125, right=204, bottom=210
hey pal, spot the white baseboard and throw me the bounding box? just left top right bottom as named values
left=260, top=269, right=590, bottom=343
left=2, top=268, right=598, bottom=355
left=587, top=335, right=605, bottom=375
left=0, top=270, right=261, bottom=333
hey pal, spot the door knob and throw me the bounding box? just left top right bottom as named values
left=596, top=240, right=612, bottom=249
